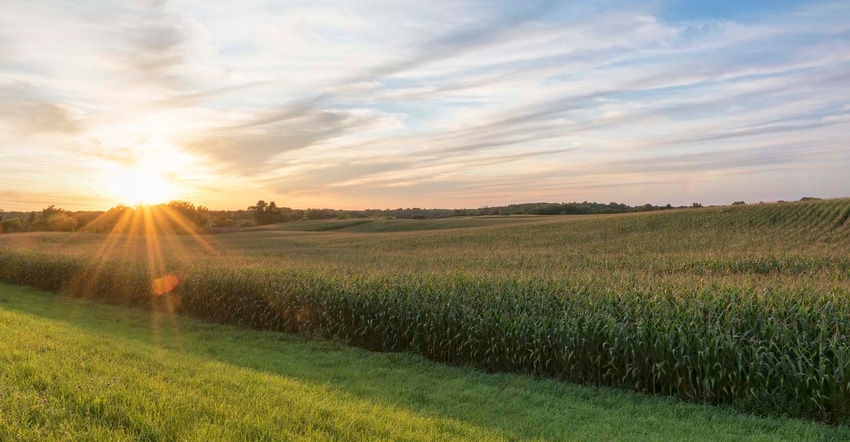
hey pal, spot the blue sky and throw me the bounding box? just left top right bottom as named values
left=0, top=0, right=848, bottom=210
left=659, top=0, right=810, bottom=20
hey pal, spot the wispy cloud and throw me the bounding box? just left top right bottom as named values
left=1, top=0, right=849, bottom=210
left=114, top=0, right=190, bottom=87
left=183, top=108, right=404, bottom=173
left=0, top=82, right=81, bottom=135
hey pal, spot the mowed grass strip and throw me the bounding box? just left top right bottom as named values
left=0, top=284, right=846, bottom=441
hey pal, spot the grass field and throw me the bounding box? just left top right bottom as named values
left=2, top=283, right=848, bottom=441
left=2, top=198, right=850, bottom=423
left=240, top=216, right=545, bottom=233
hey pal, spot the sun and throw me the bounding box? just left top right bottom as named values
left=108, top=165, right=174, bottom=205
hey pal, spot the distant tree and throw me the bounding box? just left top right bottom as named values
left=799, top=197, right=821, bottom=201
left=211, top=215, right=235, bottom=228
left=304, top=208, right=325, bottom=220
left=278, top=206, right=293, bottom=222
left=248, top=200, right=285, bottom=225
left=250, top=200, right=268, bottom=213
left=30, top=205, right=77, bottom=232
left=731, top=201, right=746, bottom=206
left=410, top=214, right=426, bottom=220
left=87, top=205, right=131, bottom=233
left=72, top=211, right=102, bottom=230
left=691, top=202, right=703, bottom=208
left=0, top=217, right=24, bottom=234
left=266, top=201, right=282, bottom=223
left=248, top=200, right=268, bottom=224
left=167, top=200, right=209, bottom=228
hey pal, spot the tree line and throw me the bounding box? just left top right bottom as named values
left=241, top=200, right=710, bottom=226
left=1, top=198, right=814, bottom=234
left=0, top=205, right=79, bottom=233
left=0, top=201, right=210, bottom=234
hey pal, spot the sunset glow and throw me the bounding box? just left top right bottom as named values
left=107, top=166, right=174, bottom=206
left=1, top=1, right=849, bottom=211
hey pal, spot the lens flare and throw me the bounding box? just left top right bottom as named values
left=152, top=274, right=179, bottom=296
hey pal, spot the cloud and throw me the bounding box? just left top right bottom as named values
left=2, top=0, right=850, bottom=210
left=175, top=1, right=575, bottom=128
left=0, top=189, right=112, bottom=210
left=272, top=161, right=406, bottom=194
left=0, top=82, right=81, bottom=136
left=182, top=108, right=404, bottom=173
left=108, top=0, right=194, bottom=89
left=0, top=32, right=11, bottom=63
left=81, top=143, right=142, bottom=168
left=601, top=140, right=848, bottom=176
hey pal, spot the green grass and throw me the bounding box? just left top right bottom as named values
left=1, top=283, right=847, bottom=441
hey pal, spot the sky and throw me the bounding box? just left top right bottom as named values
left=1, top=0, right=849, bottom=211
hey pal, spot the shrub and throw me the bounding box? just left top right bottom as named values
left=0, top=217, right=24, bottom=234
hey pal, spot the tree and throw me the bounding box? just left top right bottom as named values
left=30, top=205, right=77, bottom=232
left=249, top=200, right=268, bottom=213
left=304, top=208, right=325, bottom=220
left=167, top=200, right=209, bottom=227
left=0, top=217, right=24, bottom=234
left=731, top=201, right=746, bottom=206
left=248, top=200, right=284, bottom=225
left=248, top=200, right=268, bottom=225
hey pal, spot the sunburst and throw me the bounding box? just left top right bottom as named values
left=107, top=165, right=174, bottom=206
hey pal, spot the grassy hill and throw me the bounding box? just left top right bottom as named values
left=2, top=198, right=850, bottom=423
left=239, top=215, right=544, bottom=233
left=241, top=218, right=375, bottom=232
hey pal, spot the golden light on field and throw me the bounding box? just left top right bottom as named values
left=152, top=274, right=180, bottom=296
left=64, top=196, right=221, bottom=324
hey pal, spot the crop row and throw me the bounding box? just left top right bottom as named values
left=1, top=251, right=849, bottom=423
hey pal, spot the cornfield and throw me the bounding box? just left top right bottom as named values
left=2, top=198, right=850, bottom=422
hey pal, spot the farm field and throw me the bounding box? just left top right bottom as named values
left=6, top=0, right=850, bottom=438
left=241, top=215, right=545, bottom=233
left=2, top=198, right=850, bottom=425
left=1, top=283, right=847, bottom=441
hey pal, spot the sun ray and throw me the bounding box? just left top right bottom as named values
left=159, top=205, right=221, bottom=255
left=21, top=197, right=243, bottom=356
left=65, top=208, right=136, bottom=299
